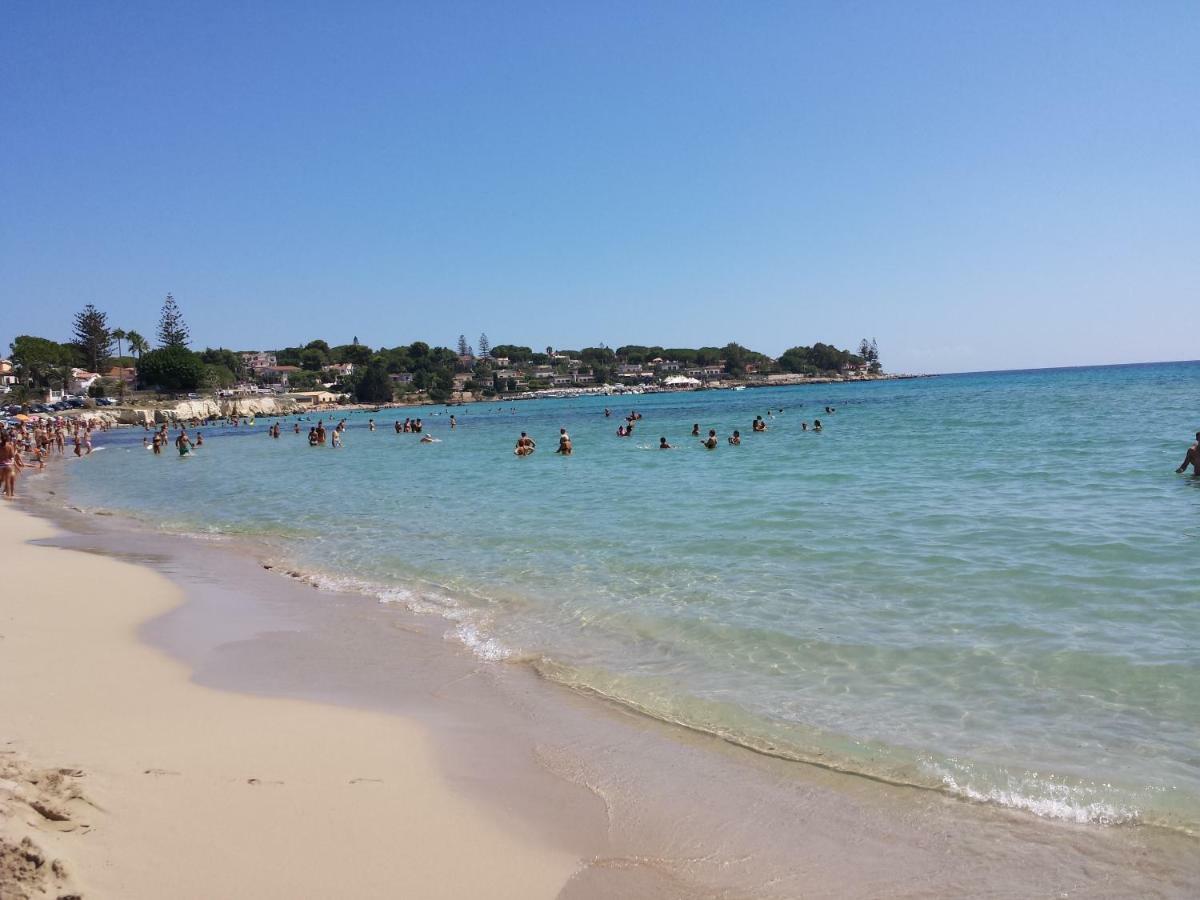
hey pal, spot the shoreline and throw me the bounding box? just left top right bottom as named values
left=5, top=478, right=1200, bottom=896
left=0, top=500, right=587, bottom=899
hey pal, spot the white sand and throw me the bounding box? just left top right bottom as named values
left=0, top=503, right=578, bottom=898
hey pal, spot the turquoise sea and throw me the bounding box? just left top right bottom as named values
left=64, top=362, right=1200, bottom=832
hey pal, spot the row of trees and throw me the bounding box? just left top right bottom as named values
left=10, top=294, right=216, bottom=395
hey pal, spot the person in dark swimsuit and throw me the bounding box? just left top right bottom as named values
left=1177, top=432, right=1200, bottom=474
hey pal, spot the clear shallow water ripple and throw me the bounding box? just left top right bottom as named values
left=66, top=362, right=1200, bottom=831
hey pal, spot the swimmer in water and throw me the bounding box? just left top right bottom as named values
left=514, top=432, right=536, bottom=456
left=659, top=437, right=672, bottom=449
left=752, top=416, right=766, bottom=432
left=813, top=419, right=822, bottom=432
left=1177, top=431, right=1200, bottom=474
left=702, top=429, right=718, bottom=450
left=691, top=424, right=700, bottom=436
left=728, top=430, right=741, bottom=445
left=175, top=430, right=193, bottom=456
left=555, top=428, right=573, bottom=455
left=369, top=418, right=376, bottom=431
left=449, top=415, right=456, bottom=430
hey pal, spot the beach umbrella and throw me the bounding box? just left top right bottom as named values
left=14, top=413, right=30, bottom=421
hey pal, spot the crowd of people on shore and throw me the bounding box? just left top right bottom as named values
left=0, top=415, right=111, bottom=498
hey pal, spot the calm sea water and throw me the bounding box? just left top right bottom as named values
left=64, top=363, right=1200, bottom=831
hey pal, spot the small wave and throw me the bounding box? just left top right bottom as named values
left=281, top=568, right=517, bottom=663
left=923, top=759, right=1141, bottom=826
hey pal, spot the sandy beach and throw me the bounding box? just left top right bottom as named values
left=0, top=502, right=579, bottom=899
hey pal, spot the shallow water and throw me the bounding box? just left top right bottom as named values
left=65, top=362, right=1200, bottom=831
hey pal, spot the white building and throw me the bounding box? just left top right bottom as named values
left=241, top=351, right=278, bottom=370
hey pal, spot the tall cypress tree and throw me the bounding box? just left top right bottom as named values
left=72, top=304, right=112, bottom=372
left=158, top=293, right=191, bottom=348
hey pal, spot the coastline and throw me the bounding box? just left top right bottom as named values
left=4, top=477, right=1199, bottom=897
left=0, top=501, right=584, bottom=899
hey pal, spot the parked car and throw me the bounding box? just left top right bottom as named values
left=95, top=397, right=117, bottom=406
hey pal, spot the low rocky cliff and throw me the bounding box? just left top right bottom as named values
left=94, top=396, right=298, bottom=426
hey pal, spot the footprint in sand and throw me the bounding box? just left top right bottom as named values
left=246, top=778, right=284, bottom=786
left=143, top=768, right=181, bottom=776
left=349, top=778, right=384, bottom=784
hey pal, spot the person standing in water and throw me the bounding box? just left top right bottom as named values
left=702, top=429, right=718, bottom=449
left=514, top=432, right=536, bottom=456
left=555, top=428, right=572, bottom=455
left=449, top=415, right=457, bottom=430
left=175, top=430, right=194, bottom=457
left=1177, top=432, right=1200, bottom=474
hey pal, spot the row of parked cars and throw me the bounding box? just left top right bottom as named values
left=3, top=396, right=117, bottom=417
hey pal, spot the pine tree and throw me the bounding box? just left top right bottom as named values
left=478, top=333, right=490, bottom=358
left=859, top=338, right=871, bottom=361
left=157, top=293, right=190, bottom=348
left=457, top=334, right=470, bottom=357
left=72, top=304, right=112, bottom=372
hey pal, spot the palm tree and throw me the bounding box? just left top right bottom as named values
left=126, top=330, right=148, bottom=360
left=112, top=328, right=127, bottom=365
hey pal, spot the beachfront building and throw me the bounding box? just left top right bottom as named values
left=550, top=371, right=595, bottom=386
left=0, top=359, right=15, bottom=392
left=653, top=359, right=683, bottom=373
left=285, top=390, right=340, bottom=406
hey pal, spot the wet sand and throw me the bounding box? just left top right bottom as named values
left=5, top=487, right=1200, bottom=898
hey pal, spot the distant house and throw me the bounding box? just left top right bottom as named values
left=325, top=362, right=356, bottom=378
left=68, top=368, right=101, bottom=393
left=616, top=363, right=644, bottom=375
left=241, top=351, right=278, bottom=370
left=390, top=372, right=415, bottom=384
left=490, top=356, right=511, bottom=367
left=654, top=360, right=682, bottom=373
left=105, top=365, right=137, bottom=385
left=259, top=365, right=302, bottom=387
left=286, top=390, right=339, bottom=406
left=0, top=359, right=15, bottom=390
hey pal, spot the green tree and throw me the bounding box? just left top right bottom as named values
left=354, top=362, right=393, bottom=403
left=157, top=293, right=190, bottom=348
left=126, top=330, right=149, bottom=359
left=112, top=328, right=127, bottom=364
left=10, top=336, right=74, bottom=388
left=72, top=304, right=113, bottom=372
left=137, top=346, right=205, bottom=391
left=300, top=348, right=326, bottom=371
left=457, top=334, right=470, bottom=357
left=477, top=333, right=490, bottom=358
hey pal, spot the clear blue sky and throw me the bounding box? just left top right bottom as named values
left=2, top=2, right=1196, bottom=373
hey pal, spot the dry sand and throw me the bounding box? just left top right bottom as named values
left=0, top=502, right=578, bottom=899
